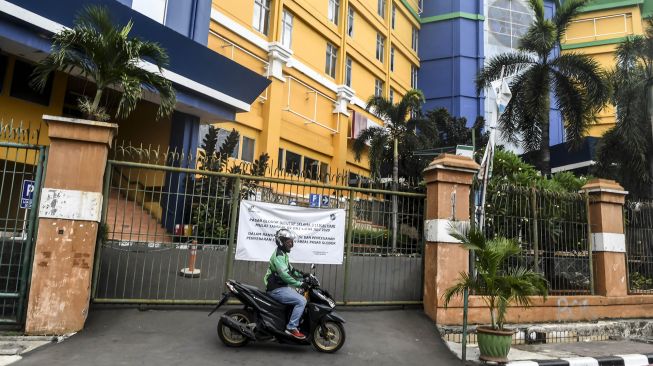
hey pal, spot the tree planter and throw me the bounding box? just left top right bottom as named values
left=477, top=327, right=514, bottom=363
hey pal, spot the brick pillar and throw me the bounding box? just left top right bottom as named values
left=422, top=154, right=479, bottom=322
left=25, top=115, right=117, bottom=334
left=581, top=179, right=628, bottom=297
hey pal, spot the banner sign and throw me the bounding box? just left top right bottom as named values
left=236, top=200, right=346, bottom=264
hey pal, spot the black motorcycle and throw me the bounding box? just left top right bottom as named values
left=208, top=270, right=346, bottom=353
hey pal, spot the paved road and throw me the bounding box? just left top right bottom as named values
left=16, top=306, right=463, bottom=366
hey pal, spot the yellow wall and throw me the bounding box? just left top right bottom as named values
left=563, top=5, right=643, bottom=136
left=0, top=55, right=67, bottom=146
left=209, top=0, right=420, bottom=180
left=0, top=55, right=67, bottom=165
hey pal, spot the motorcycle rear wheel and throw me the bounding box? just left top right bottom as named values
left=217, top=309, right=253, bottom=347
left=311, top=321, right=345, bottom=353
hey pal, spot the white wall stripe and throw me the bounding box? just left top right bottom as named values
left=424, top=219, right=469, bottom=244
left=617, top=354, right=649, bottom=366
left=562, top=357, right=599, bottom=366
left=0, top=1, right=252, bottom=112
left=506, top=361, right=540, bottom=366
left=591, top=232, right=626, bottom=253
left=210, top=8, right=269, bottom=50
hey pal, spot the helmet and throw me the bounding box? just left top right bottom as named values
left=275, top=228, right=296, bottom=251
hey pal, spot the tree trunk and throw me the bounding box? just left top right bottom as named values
left=646, top=85, right=653, bottom=198
left=391, top=138, right=398, bottom=253
left=92, top=88, right=104, bottom=112
left=540, top=96, right=551, bottom=177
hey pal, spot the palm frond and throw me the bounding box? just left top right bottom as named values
left=365, top=96, right=393, bottom=121
left=476, top=53, right=535, bottom=94
left=553, top=0, right=591, bottom=41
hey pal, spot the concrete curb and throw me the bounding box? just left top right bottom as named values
left=508, top=353, right=653, bottom=365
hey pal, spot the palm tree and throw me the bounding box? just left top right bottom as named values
left=353, top=89, right=425, bottom=252
left=594, top=24, right=653, bottom=198
left=443, top=228, right=548, bottom=330
left=443, top=227, right=547, bottom=360
left=476, top=0, right=609, bottom=176
left=31, top=5, right=176, bottom=122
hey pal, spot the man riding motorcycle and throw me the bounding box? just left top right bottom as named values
left=264, top=228, right=308, bottom=340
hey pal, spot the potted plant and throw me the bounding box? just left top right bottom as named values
left=30, top=5, right=176, bottom=122
left=443, top=228, right=548, bottom=362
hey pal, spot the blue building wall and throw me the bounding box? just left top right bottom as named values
left=165, top=0, right=211, bottom=45
left=418, top=0, right=485, bottom=125
left=418, top=0, right=563, bottom=146
left=544, top=0, right=564, bottom=146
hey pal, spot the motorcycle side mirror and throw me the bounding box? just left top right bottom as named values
left=311, top=263, right=316, bottom=274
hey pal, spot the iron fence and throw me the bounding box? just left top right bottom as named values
left=93, top=143, right=425, bottom=305
left=0, top=122, right=46, bottom=326
left=625, top=200, right=653, bottom=293
left=474, top=183, right=593, bottom=295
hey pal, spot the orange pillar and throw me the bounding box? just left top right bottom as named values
left=422, top=154, right=479, bottom=322
left=25, top=115, right=117, bottom=334
left=582, top=179, right=628, bottom=297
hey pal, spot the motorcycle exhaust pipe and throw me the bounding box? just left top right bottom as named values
left=220, top=315, right=256, bottom=340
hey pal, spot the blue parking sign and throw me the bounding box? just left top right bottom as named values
left=321, top=195, right=329, bottom=207
left=20, top=179, right=35, bottom=209
left=309, top=193, right=320, bottom=208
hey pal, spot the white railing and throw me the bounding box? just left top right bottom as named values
left=283, top=75, right=340, bottom=134
left=209, top=30, right=270, bottom=103
left=565, top=13, right=633, bottom=42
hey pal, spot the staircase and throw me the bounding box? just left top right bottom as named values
left=105, top=190, right=172, bottom=244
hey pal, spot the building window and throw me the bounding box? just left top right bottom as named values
left=328, top=0, right=340, bottom=25
left=345, top=57, right=352, bottom=87
left=278, top=148, right=284, bottom=171
left=376, top=33, right=385, bottom=63
left=253, top=0, right=271, bottom=35
left=319, top=162, right=329, bottom=183
left=391, top=4, right=396, bottom=29
left=214, top=128, right=239, bottom=158
left=0, top=54, right=8, bottom=94
left=325, top=43, right=338, bottom=78
left=487, top=0, right=534, bottom=49
left=347, top=7, right=355, bottom=37
left=281, top=10, right=293, bottom=48
left=389, top=89, right=394, bottom=103
left=411, top=65, right=418, bottom=88
left=241, top=136, right=255, bottom=163
left=374, top=79, right=383, bottom=98
left=378, top=0, right=386, bottom=18
left=390, top=46, right=395, bottom=72
left=285, top=150, right=302, bottom=175
left=10, top=59, right=53, bottom=106
left=303, top=157, right=320, bottom=179
left=418, top=0, right=423, bottom=13
left=412, top=27, right=419, bottom=52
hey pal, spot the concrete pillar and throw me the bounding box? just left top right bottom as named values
left=422, top=154, right=479, bottom=322
left=582, top=179, right=628, bottom=297
left=25, top=115, right=117, bottom=335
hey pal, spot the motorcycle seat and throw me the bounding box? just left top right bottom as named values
left=241, top=284, right=294, bottom=309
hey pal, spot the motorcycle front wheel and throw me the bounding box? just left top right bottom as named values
left=311, top=321, right=345, bottom=353
left=217, top=309, right=253, bottom=347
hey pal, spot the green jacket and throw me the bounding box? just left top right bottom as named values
left=264, top=248, right=303, bottom=289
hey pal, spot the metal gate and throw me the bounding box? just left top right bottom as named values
left=92, top=144, right=425, bottom=306
left=0, top=126, right=47, bottom=326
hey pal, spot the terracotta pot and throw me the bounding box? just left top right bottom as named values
left=477, top=326, right=514, bottom=363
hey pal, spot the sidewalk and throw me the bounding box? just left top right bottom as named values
left=0, top=336, right=57, bottom=366
left=447, top=339, right=653, bottom=365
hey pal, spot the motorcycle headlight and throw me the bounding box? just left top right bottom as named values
left=316, top=291, right=336, bottom=308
